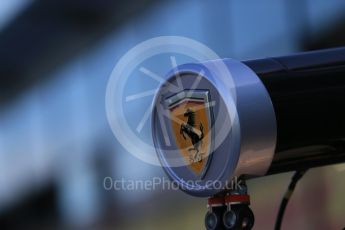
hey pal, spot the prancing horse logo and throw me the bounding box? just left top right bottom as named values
left=165, top=90, right=213, bottom=177
left=180, top=108, right=204, bottom=162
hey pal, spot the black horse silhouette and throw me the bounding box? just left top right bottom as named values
left=180, top=108, right=204, bottom=162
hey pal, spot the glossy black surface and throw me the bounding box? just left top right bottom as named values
left=243, top=47, right=345, bottom=174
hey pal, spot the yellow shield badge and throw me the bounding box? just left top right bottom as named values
left=165, top=90, right=213, bottom=178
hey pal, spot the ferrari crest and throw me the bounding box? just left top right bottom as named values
left=165, top=90, right=213, bottom=178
